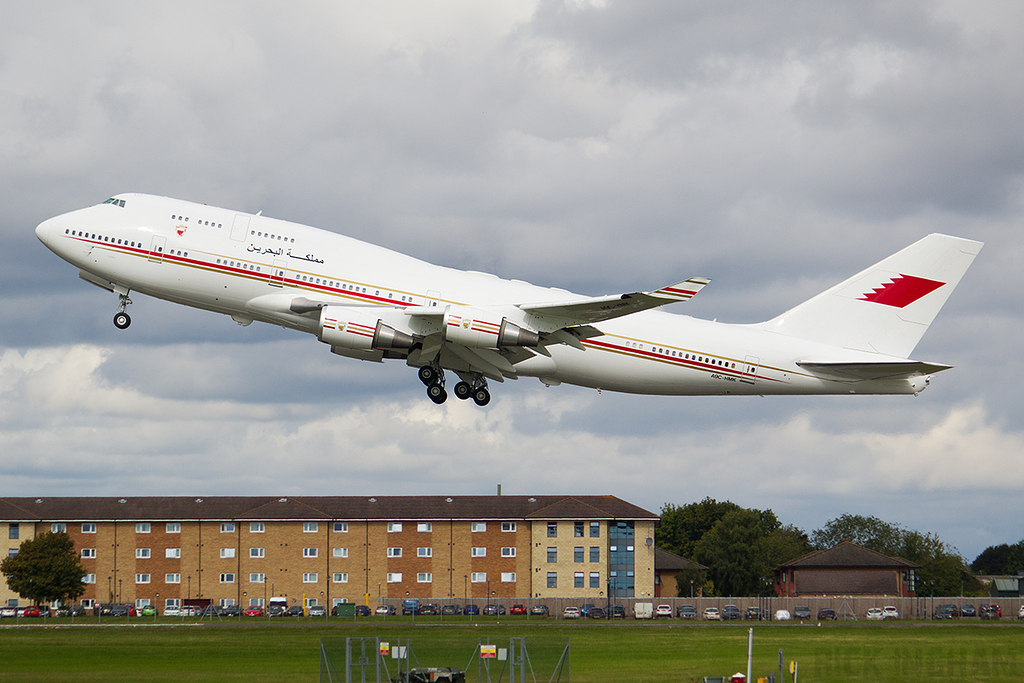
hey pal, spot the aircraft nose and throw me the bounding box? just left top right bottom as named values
left=35, top=218, right=52, bottom=247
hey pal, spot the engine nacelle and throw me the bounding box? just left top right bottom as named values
left=442, top=306, right=539, bottom=348
left=318, top=306, right=414, bottom=351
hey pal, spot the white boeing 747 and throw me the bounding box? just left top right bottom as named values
left=35, top=194, right=982, bottom=406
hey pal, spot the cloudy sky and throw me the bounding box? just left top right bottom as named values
left=2, top=1, right=1022, bottom=562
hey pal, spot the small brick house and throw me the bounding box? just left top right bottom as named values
left=774, top=541, right=919, bottom=597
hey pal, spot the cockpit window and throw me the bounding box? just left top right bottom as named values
left=102, top=198, right=126, bottom=208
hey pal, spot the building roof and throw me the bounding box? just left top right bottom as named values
left=776, top=541, right=921, bottom=570
left=654, top=546, right=706, bottom=572
left=0, top=495, right=658, bottom=523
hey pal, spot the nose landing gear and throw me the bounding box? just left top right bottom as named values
left=113, top=291, right=133, bottom=329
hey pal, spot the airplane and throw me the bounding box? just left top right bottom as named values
left=35, top=193, right=982, bottom=406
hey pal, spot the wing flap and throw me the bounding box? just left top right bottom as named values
left=797, top=360, right=953, bottom=381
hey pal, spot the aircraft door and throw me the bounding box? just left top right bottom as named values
left=269, top=260, right=287, bottom=287
left=148, top=236, right=166, bottom=263
left=741, top=355, right=760, bottom=384
left=425, top=290, right=441, bottom=308
left=230, top=215, right=250, bottom=242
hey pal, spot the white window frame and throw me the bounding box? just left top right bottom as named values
left=387, top=522, right=402, bottom=533
left=166, top=548, right=181, bottom=559
left=333, top=547, right=348, bottom=558
left=303, top=547, right=318, bottom=558
left=302, top=572, right=318, bottom=584
left=135, top=573, right=151, bottom=584
left=501, top=522, right=516, bottom=532
left=250, top=547, right=265, bottom=558
left=220, top=573, right=235, bottom=584
left=220, top=548, right=236, bottom=559
left=333, top=573, right=349, bottom=583
left=333, top=522, right=348, bottom=533
left=501, top=572, right=516, bottom=583
left=165, top=599, right=180, bottom=609
left=82, top=523, right=97, bottom=534
left=417, top=522, right=432, bottom=532
left=165, top=573, right=181, bottom=584
left=51, top=523, right=67, bottom=533
left=471, top=547, right=486, bottom=557
left=220, top=522, right=235, bottom=533
left=417, top=572, right=433, bottom=583
left=387, top=547, right=402, bottom=558
left=136, top=548, right=151, bottom=559
left=136, top=523, right=150, bottom=533
left=249, top=573, right=265, bottom=584
left=417, top=547, right=432, bottom=558
left=82, top=574, right=96, bottom=584
left=250, top=522, right=265, bottom=533
left=471, top=572, right=486, bottom=583
left=501, top=547, right=516, bottom=557
left=387, top=573, right=402, bottom=583
left=81, top=548, right=96, bottom=559
left=471, top=522, right=486, bottom=532
left=166, top=523, right=181, bottom=533
left=303, top=522, right=318, bottom=533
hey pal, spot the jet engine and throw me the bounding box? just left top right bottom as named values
left=442, top=306, right=539, bottom=348
left=318, top=306, right=414, bottom=351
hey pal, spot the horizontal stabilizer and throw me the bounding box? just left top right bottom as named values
left=797, top=360, right=952, bottom=381
left=520, top=277, right=710, bottom=329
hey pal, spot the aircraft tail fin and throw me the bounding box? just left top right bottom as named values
left=764, top=233, right=983, bottom=358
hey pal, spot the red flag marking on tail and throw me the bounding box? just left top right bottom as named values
left=859, top=274, right=945, bottom=308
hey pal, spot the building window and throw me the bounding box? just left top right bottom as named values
left=471, top=547, right=486, bottom=558
left=468, top=522, right=484, bottom=533
left=471, top=572, right=486, bottom=583
left=303, top=548, right=318, bottom=558
left=166, top=523, right=181, bottom=533
left=220, top=523, right=235, bottom=533
left=574, top=547, right=584, bottom=563
left=333, top=547, right=348, bottom=558
left=547, top=547, right=557, bottom=563
left=417, top=522, right=432, bottom=532
left=590, top=572, right=600, bottom=588
left=51, top=523, right=67, bottom=533
left=501, top=572, right=516, bottom=583
left=501, top=547, right=516, bottom=557
left=136, top=573, right=151, bottom=584
left=165, top=599, right=180, bottom=609
left=547, top=572, right=557, bottom=588
left=250, top=547, right=265, bottom=558
left=166, top=573, right=181, bottom=584
left=417, top=573, right=433, bottom=583
left=387, top=573, right=402, bottom=583
left=574, top=572, right=584, bottom=588
left=590, top=546, right=600, bottom=562
left=166, top=548, right=181, bottom=559
left=136, top=523, right=150, bottom=533
left=82, top=523, right=97, bottom=534
left=501, top=522, right=516, bottom=532
left=220, top=548, right=235, bottom=559
left=387, top=547, right=402, bottom=558
left=8, top=524, right=18, bottom=540
left=82, top=574, right=96, bottom=584
left=82, top=599, right=95, bottom=609
left=220, top=573, right=235, bottom=583
left=249, top=573, right=265, bottom=584
left=417, top=547, right=431, bottom=558
left=387, top=522, right=402, bottom=533
left=590, top=522, right=600, bottom=537
left=333, top=573, right=349, bottom=583
left=574, top=522, right=584, bottom=537
left=81, top=548, right=96, bottom=559
left=136, top=548, right=151, bottom=559
left=547, top=522, right=557, bottom=537
left=8, top=549, right=17, bottom=558
left=303, top=522, right=318, bottom=533
left=250, top=522, right=265, bottom=533
left=334, top=522, right=348, bottom=533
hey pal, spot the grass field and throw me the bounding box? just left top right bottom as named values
left=1, top=617, right=1021, bottom=682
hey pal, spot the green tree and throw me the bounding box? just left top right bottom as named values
left=972, top=541, right=1024, bottom=575
left=692, top=508, right=782, bottom=596
left=810, top=514, right=904, bottom=554
left=0, top=531, right=86, bottom=605
left=657, top=498, right=741, bottom=559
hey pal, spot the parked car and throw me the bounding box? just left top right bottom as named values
left=164, top=607, right=182, bottom=617
left=579, top=603, right=596, bottom=617
left=464, top=604, right=480, bottom=615
left=308, top=605, right=327, bottom=617
left=703, top=607, right=721, bottom=620
left=510, top=604, right=527, bottom=615
left=722, top=605, right=741, bottom=620
left=1018, top=605, right=1024, bottom=620
left=980, top=604, right=1002, bottom=619
left=244, top=606, right=264, bottom=617
left=140, top=605, right=158, bottom=617
left=441, top=604, right=462, bottom=615
left=589, top=607, right=607, bottom=619
left=774, top=610, right=791, bottom=621
left=376, top=605, right=396, bottom=615
left=960, top=604, right=976, bottom=617
left=882, top=606, right=899, bottom=620
left=221, top=605, right=241, bottom=617
left=0, top=606, right=16, bottom=618
left=563, top=607, right=581, bottom=619
left=21, top=606, right=41, bottom=617
left=419, top=603, right=439, bottom=615
left=67, top=605, right=88, bottom=617
left=530, top=604, right=549, bottom=616
left=482, top=604, right=506, bottom=615
left=867, top=607, right=884, bottom=620
left=610, top=604, right=626, bottom=619
left=678, top=604, right=697, bottom=619
left=745, top=607, right=761, bottom=620
left=793, top=605, right=811, bottom=620
left=817, top=608, right=837, bottom=621
left=934, top=603, right=958, bottom=619
left=355, top=605, right=371, bottom=616
left=655, top=604, right=674, bottom=618
left=284, top=605, right=304, bottom=617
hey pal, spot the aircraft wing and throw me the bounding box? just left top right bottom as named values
left=796, top=360, right=952, bottom=381
left=518, top=277, right=710, bottom=329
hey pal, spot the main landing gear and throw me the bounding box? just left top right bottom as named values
left=417, top=366, right=491, bottom=406
left=113, top=291, right=133, bottom=329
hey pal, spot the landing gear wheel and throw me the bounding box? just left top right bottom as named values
left=113, top=312, right=132, bottom=329
left=472, top=388, right=491, bottom=406
left=453, top=381, right=472, bottom=400
left=427, top=383, right=448, bottom=404
left=418, top=366, right=438, bottom=386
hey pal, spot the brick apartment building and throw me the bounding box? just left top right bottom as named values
left=1, top=495, right=657, bottom=612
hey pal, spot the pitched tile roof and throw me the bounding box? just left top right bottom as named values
left=0, top=495, right=658, bottom=523
left=654, top=546, right=706, bottom=571
left=777, top=541, right=921, bottom=570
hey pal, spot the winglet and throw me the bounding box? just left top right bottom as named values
left=650, top=277, right=711, bottom=302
